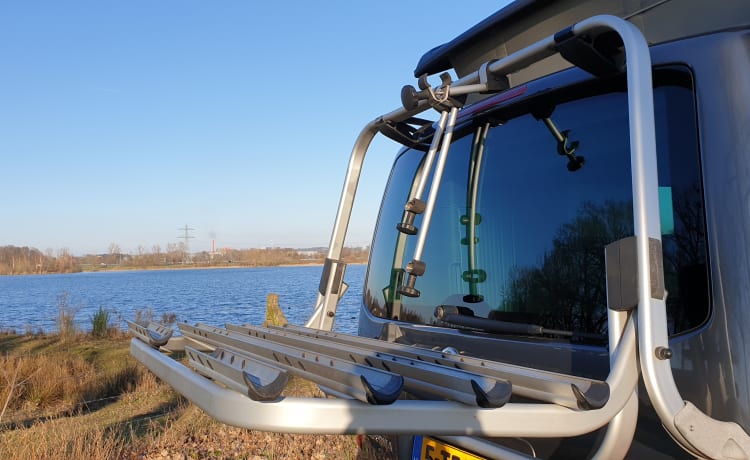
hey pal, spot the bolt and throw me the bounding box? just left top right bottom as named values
left=655, top=346, right=673, bottom=360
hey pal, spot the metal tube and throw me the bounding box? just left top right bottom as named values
left=308, top=104, right=431, bottom=330
left=323, top=102, right=429, bottom=262
left=412, top=107, right=459, bottom=262
left=591, top=309, right=638, bottom=460
left=575, top=13, right=686, bottom=439
left=413, top=110, right=449, bottom=200
left=466, top=124, right=488, bottom=297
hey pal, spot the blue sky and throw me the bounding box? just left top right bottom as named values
left=1, top=1, right=510, bottom=255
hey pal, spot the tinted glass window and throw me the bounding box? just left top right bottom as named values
left=365, top=71, right=707, bottom=340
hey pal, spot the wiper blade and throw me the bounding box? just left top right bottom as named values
left=434, top=305, right=605, bottom=342
left=435, top=305, right=555, bottom=335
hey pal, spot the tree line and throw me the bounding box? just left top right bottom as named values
left=0, top=244, right=369, bottom=275
left=0, top=246, right=78, bottom=275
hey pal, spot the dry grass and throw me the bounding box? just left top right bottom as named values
left=1, top=418, right=133, bottom=460
left=0, top=333, right=176, bottom=460
left=0, top=352, right=94, bottom=414
left=0, top=333, right=398, bottom=460
left=0, top=332, right=147, bottom=419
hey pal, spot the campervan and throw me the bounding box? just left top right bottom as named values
left=130, top=1, right=750, bottom=458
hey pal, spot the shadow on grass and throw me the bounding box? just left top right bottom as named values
left=106, top=397, right=188, bottom=442
left=1, top=393, right=185, bottom=435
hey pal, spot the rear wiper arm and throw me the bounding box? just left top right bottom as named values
left=434, top=305, right=605, bottom=342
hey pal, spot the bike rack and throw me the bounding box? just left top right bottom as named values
left=130, top=312, right=637, bottom=438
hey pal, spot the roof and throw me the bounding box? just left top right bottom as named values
left=414, top=0, right=750, bottom=81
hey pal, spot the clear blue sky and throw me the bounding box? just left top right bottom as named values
left=1, top=1, right=511, bottom=256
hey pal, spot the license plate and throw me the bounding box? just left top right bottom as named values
left=412, top=435, right=486, bottom=460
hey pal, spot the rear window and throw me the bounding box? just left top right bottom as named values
left=365, top=68, right=708, bottom=341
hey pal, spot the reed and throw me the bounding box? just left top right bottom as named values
left=90, top=306, right=111, bottom=338
left=55, top=292, right=79, bottom=340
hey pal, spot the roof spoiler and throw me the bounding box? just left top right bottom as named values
left=415, top=0, right=750, bottom=84
left=131, top=15, right=750, bottom=460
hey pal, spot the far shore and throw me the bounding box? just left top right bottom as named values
left=1, top=260, right=367, bottom=277
left=0, top=245, right=370, bottom=277
left=81, top=262, right=321, bottom=272
left=79, top=261, right=366, bottom=273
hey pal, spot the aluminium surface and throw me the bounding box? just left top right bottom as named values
left=125, top=320, right=173, bottom=348
left=259, top=323, right=609, bottom=410
left=180, top=323, right=403, bottom=405
left=185, top=346, right=290, bottom=401
left=129, top=313, right=638, bottom=436
left=185, top=322, right=511, bottom=408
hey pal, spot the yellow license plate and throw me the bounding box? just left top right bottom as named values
left=415, top=435, right=486, bottom=460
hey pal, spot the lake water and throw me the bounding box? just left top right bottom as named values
left=0, top=264, right=365, bottom=335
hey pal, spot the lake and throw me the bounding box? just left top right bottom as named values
left=0, top=264, right=365, bottom=335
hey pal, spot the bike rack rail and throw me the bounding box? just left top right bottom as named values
left=245, top=323, right=608, bottom=410
left=130, top=312, right=637, bottom=438
left=126, top=320, right=173, bottom=348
